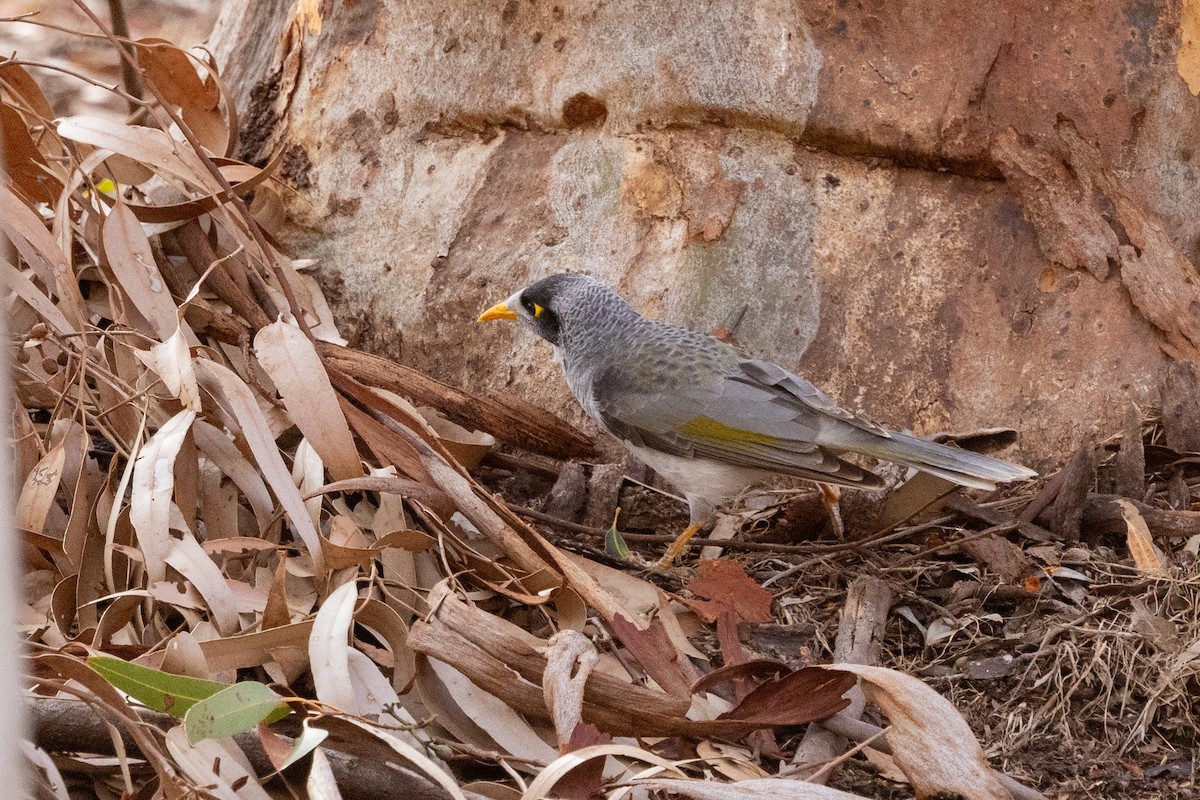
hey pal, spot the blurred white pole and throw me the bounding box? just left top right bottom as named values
left=0, top=120, right=32, bottom=794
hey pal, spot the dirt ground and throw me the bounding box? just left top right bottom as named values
left=477, top=438, right=1200, bottom=799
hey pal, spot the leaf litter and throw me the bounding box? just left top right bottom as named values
left=6, top=11, right=1200, bottom=800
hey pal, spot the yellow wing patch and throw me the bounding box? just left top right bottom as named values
left=678, top=415, right=775, bottom=445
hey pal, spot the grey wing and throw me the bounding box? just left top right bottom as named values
left=592, top=354, right=885, bottom=488
left=737, top=359, right=891, bottom=437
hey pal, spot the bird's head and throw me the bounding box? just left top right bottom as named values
left=477, top=273, right=630, bottom=347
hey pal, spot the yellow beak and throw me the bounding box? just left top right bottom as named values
left=477, top=301, right=518, bottom=322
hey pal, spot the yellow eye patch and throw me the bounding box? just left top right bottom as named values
left=532, top=303, right=545, bottom=318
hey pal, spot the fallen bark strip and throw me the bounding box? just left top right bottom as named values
left=1114, top=404, right=1146, bottom=499
left=1052, top=436, right=1098, bottom=542
left=424, top=582, right=690, bottom=718
left=407, top=618, right=847, bottom=739
left=317, top=342, right=596, bottom=460
left=791, top=577, right=893, bottom=781
left=407, top=619, right=685, bottom=737
left=819, top=715, right=1048, bottom=800
left=1080, top=494, right=1200, bottom=537
left=29, top=697, right=482, bottom=800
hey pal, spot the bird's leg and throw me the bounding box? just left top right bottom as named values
left=819, top=483, right=844, bottom=538
left=655, top=497, right=714, bottom=568
left=655, top=521, right=704, bottom=567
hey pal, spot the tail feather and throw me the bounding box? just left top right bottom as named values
left=834, top=430, right=1037, bottom=490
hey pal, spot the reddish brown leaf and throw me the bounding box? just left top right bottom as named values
left=609, top=613, right=695, bottom=700
left=681, top=560, right=774, bottom=664
left=0, top=102, right=62, bottom=204
left=549, top=723, right=613, bottom=800
left=0, top=58, right=57, bottom=121
left=683, top=560, right=773, bottom=625
left=718, top=666, right=854, bottom=726
left=690, top=660, right=791, bottom=698
left=135, top=38, right=229, bottom=157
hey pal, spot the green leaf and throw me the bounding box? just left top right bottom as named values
left=87, top=655, right=228, bottom=717
left=604, top=506, right=631, bottom=560
left=185, top=681, right=290, bottom=744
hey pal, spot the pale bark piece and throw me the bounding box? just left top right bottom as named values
left=831, top=664, right=1014, bottom=800
left=698, top=514, right=741, bottom=561
left=792, top=577, right=892, bottom=780
left=1117, top=499, right=1169, bottom=576
left=255, top=318, right=364, bottom=481
left=582, top=463, right=625, bottom=530
left=543, top=630, right=600, bottom=749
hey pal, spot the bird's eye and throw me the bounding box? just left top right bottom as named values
left=521, top=297, right=544, bottom=318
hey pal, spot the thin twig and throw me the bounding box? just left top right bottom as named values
left=105, top=0, right=143, bottom=109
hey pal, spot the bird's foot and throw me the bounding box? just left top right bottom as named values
left=819, top=483, right=845, bottom=538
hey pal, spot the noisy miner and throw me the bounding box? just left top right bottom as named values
left=478, top=273, right=1036, bottom=566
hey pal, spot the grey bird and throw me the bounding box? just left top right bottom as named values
left=478, top=273, right=1036, bottom=566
